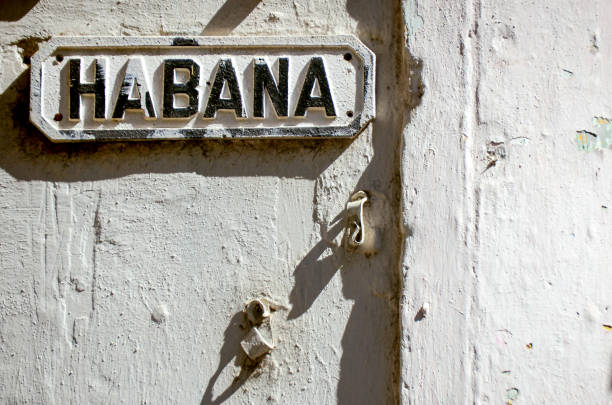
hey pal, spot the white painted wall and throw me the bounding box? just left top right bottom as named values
left=0, top=1, right=403, bottom=404
left=401, top=0, right=612, bottom=403
left=1, top=0, right=611, bottom=404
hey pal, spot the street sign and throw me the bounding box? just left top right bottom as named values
left=30, top=36, right=375, bottom=142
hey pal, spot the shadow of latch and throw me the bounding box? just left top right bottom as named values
left=345, top=190, right=369, bottom=249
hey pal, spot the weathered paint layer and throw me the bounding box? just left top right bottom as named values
left=0, top=0, right=405, bottom=404
left=400, top=0, right=612, bottom=403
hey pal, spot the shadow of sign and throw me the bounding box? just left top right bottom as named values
left=0, top=69, right=352, bottom=183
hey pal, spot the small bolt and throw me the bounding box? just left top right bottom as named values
left=245, top=299, right=270, bottom=325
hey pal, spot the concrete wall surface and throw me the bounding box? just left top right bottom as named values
left=401, top=0, right=612, bottom=404
left=0, top=0, right=610, bottom=404
left=0, top=1, right=404, bottom=404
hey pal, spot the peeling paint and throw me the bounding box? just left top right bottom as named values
left=576, top=117, right=612, bottom=151
left=505, top=387, right=519, bottom=401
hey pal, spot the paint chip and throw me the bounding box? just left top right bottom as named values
left=603, top=324, right=612, bottom=331
left=505, top=387, right=520, bottom=401
left=525, top=342, right=533, bottom=349
left=576, top=117, right=612, bottom=151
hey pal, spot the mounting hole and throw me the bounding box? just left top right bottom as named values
left=22, top=56, right=31, bottom=65
left=344, top=53, right=353, bottom=61
left=206, top=81, right=211, bottom=86
left=55, top=55, right=64, bottom=62
left=53, top=113, right=63, bottom=121
left=346, top=110, right=354, bottom=118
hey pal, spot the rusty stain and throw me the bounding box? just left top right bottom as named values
left=482, top=141, right=507, bottom=173
left=10, top=36, right=51, bottom=64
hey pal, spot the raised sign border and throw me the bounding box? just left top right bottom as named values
left=30, top=35, right=375, bottom=142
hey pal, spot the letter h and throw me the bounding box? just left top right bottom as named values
left=69, top=59, right=105, bottom=120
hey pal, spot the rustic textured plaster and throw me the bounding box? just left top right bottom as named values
left=0, top=0, right=405, bottom=404
left=401, top=0, right=612, bottom=403
left=4, top=0, right=608, bottom=404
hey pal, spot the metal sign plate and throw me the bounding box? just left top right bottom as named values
left=30, top=36, right=375, bottom=142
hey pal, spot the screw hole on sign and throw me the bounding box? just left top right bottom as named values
left=344, top=53, right=352, bottom=61
left=53, top=113, right=63, bottom=121
left=56, top=55, right=64, bottom=62
left=346, top=110, right=354, bottom=118
left=23, top=56, right=31, bottom=65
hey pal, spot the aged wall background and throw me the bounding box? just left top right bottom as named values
left=0, top=0, right=611, bottom=404
left=401, top=0, right=612, bottom=404
left=0, top=0, right=405, bottom=404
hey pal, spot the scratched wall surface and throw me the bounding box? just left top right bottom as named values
left=401, top=0, right=612, bottom=403
left=0, top=1, right=406, bottom=404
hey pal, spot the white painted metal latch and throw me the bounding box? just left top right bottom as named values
left=240, top=299, right=274, bottom=360
left=345, top=190, right=369, bottom=248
